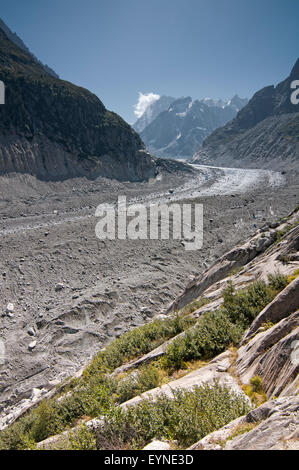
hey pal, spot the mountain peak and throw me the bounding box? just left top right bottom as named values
left=168, top=96, right=192, bottom=113
left=290, top=57, right=299, bottom=79
left=133, top=95, right=176, bottom=133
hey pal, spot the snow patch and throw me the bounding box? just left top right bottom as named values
left=134, top=92, right=160, bottom=118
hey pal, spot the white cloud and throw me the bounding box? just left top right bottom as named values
left=134, top=92, right=160, bottom=118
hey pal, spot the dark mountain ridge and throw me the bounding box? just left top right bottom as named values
left=0, top=27, right=157, bottom=181
left=193, top=59, right=299, bottom=169
left=0, top=17, right=58, bottom=78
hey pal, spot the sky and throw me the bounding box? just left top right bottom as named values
left=0, top=0, right=298, bottom=123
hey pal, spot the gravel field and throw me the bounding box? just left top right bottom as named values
left=0, top=164, right=298, bottom=420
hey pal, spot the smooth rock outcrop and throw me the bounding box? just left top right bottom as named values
left=225, top=396, right=299, bottom=450
left=120, top=351, right=247, bottom=409
left=189, top=396, right=299, bottom=450
left=242, top=276, right=299, bottom=342
left=237, top=311, right=299, bottom=397
left=168, top=229, right=276, bottom=312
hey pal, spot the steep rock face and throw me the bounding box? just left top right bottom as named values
left=193, top=59, right=299, bottom=169
left=168, top=210, right=299, bottom=314
left=237, top=312, right=299, bottom=397
left=242, top=275, right=299, bottom=342
left=167, top=228, right=277, bottom=312
left=0, top=28, right=157, bottom=181
left=140, top=95, right=247, bottom=159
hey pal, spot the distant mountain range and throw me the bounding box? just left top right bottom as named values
left=133, top=95, right=175, bottom=133
left=193, top=59, right=299, bottom=170
left=0, top=18, right=59, bottom=78
left=134, top=95, right=248, bottom=159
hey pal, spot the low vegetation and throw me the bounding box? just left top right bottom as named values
left=244, top=375, right=267, bottom=406
left=96, top=382, right=250, bottom=450
left=287, top=268, right=299, bottom=284
left=116, top=365, right=160, bottom=403
left=162, top=275, right=287, bottom=370
left=179, top=297, right=210, bottom=315
left=162, top=311, right=243, bottom=370
left=215, top=421, right=258, bottom=448
left=275, top=222, right=299, bottom=243
left=0, top=314, right=194, bottom=450
left=84, top=313, right=195, bottom=379
left=0, top=375, right=117, bottom=450
left=69, top=425, right=97, bottom=451
left=228, top=422, right=258, bottom=440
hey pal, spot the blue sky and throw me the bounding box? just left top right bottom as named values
left=1, top=0, right=298, bottom=123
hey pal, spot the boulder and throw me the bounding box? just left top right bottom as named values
left=143, top=440, right=172, bottom=450
left=5, top=303, right=14, bottom=317
left=28, top=341, right=37, bottom=351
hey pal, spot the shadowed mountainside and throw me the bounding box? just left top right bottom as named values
left=0, top=28, right=158, bottom=181
left=193, top=59, right=299, bottom=170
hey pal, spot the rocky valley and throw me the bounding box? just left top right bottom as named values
left=0, top=13, right=298, bottom=453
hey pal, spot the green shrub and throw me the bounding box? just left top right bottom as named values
left=116, top=374, right=139, bottom=404
left=96, top=382, right=250, bottom=449
left=267, top=272, right=288, bottom=291
left=261, top=321, right=275, bottom=330
left=163, top=277, right=288, bottom=370
left=69, top=425, right=97, bottom=450
left=163, top=311, right=243, bottom=370
left=221, top=280, right=278, bottom=329
left=85, top=314, right=195, bottom=378
left=0, top=375, right=116, bottom=449
left=244, top=375, right=267, bottom=406
left=276, top=222, right=299, bottom=243
left=135, top=366, right=160, bottom=396
left=117, top=366, right=160, bottom=403
left=30, top=400, right=57, bottom=443
left=0, top=414, right=36, bottom=450
left=249, top=376, right=264, bottom=394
